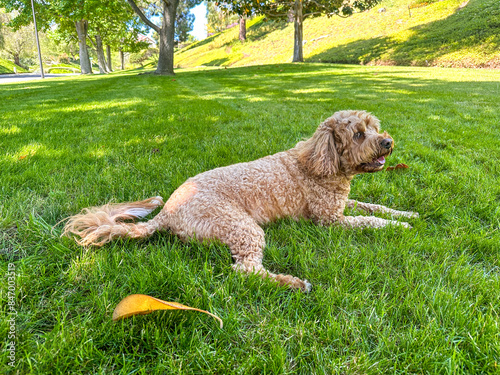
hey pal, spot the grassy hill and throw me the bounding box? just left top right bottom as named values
left=0, top=58, right=28, bottom=74
left=176, top=0, right=500, bottom=68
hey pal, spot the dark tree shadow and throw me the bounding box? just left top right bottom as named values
left=246, top=18, right=289, bottom=42
left=178, top=33, right=221, bottom=52
left=203, top=57, right=230, bottom=66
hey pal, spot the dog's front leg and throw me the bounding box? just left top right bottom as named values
left=339, top=215, right=412, bottom=229
left=346, top=199, right=419, bottom=219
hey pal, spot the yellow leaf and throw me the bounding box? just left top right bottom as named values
left=112, top=294, right=223, bottom=328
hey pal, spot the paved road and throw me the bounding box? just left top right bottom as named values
left=0, top=73, right=79, bottom=84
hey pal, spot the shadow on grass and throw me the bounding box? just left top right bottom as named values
left=203, top=57, right=231, bottom=66
left=179, top=33, right=222, bottom=52
left=2, top=63, right=499, bottom=164
left=2, top=63, right=499, bottom=149
left=308, top=0, right=500, bottom=67
left=246, top=18, right=289, bottom=42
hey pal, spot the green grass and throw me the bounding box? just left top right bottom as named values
left=0, top=58, right=29, bottom=74
left=1, top=64, right=500, bottom=373
left=45, top=63, right=81, bottom=74
left=175, top=0, right=500, bottom=69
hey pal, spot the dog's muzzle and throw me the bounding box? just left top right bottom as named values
left=380, top=138, right=393, bottom=150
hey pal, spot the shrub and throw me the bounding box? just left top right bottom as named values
left=130, top=48, right=159, bottom=67
left=58, top=53, right=70, bottom=64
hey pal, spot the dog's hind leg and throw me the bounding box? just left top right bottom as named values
left=208, top=214, right=311, bottom=292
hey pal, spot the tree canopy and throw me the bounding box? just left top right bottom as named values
left=0, top=0, right=148, bottom=73
left=176, top=0, right=197, bottom=43
left=206, top=2, right=238, bottom=34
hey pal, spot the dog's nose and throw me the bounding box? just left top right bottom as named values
left=380, top=138, right=393, bottom=149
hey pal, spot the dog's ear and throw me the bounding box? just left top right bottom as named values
left=296, top=120, right=340, bottom=177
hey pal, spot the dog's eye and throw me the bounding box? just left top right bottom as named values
left=354, top=132, right=364, bottom=140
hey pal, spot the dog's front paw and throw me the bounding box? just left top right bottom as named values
left=397, top=221, right=412, bottom=229
left=401, top=211, right=419, bottom=219
left=392, top=210, right=419, bottom=219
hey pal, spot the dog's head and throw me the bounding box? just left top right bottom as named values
left=296, top=110, right=394, bottom=177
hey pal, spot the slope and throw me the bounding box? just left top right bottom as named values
left=0, top=58, right=29, bottom=74
left=175, top=0, right=499, bottom=69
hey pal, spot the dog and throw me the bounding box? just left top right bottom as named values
left=63, top=110, right=418, bottom=292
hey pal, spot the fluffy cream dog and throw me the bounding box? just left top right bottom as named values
left=64, top=110, right=418, bottom=292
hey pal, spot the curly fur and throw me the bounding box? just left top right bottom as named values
left=63, top=110, right=418, bottom=292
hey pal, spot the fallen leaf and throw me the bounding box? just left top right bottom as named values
left=112, top=294, right=223, bottom=328
left=386, top=163, right=409, bottom=171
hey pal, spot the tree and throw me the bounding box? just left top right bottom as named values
left=58, top=0, right=146, bottom=74
left=116, top=30, right=150, bottom=70
left=0, top=0, right=94, bottom=73
left=0, top=12, right=35, bottom=67
left=85, top=0, right=147, bottom=73
left=206, top=2, right=238, bottom=34
left=127, top=0, right=173, bottom=75
left=2, top=26, right=36, bottom=67
left=47, top=15, right=93, bottom=74
left=0, top=12, right=5, bottom=49
left=0, top=0, right=147, bottom=74
left=218, top=0, right=381, bottom=62
left=87, top=26, right=109, bottom=73
left=175, top=0, right=196, bottom=43
left=239, top=16, right=246, bottom=42
left=74, top=19, right=93, bottom=73
left=42, top=27, right=80, bottom=62
left=206, top=2, right=245, bottom=41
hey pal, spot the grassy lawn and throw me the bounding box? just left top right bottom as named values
left=1, top=64, right=500, bottom=373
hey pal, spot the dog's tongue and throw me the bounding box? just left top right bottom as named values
left=377, top=156, right=386, bottom=165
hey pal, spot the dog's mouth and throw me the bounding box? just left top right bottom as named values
left=358, top=155, right=388, bottom=172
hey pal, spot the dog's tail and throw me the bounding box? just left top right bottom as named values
left=62, top=196, right=165, bottom=247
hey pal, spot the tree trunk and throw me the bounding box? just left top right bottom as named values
left=93, top=31, right=108, bottom=74
left=239, top=17, right=246, bottom=42
left=13, top=54, right=21, bottom=67
left=69, top=45, right=76, bottom=60
left=106, top=45, right=112, bottom=72
left=119, top=49, right=125, bottom=70
left=75, top=20, right=92, bottom=74
left=292, top=0, right=304, bottom=63
left=155, top=0, right=178, bottom=75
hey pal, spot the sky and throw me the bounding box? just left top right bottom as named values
left=189, top=3, right=208, bottom=41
